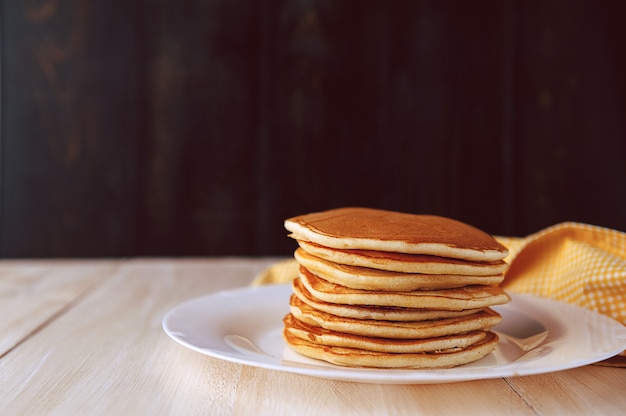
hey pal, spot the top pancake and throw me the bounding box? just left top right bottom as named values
left=285, top=207, right=508, bottom=262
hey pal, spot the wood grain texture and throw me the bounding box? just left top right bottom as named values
left=1, top=0, right=624, bottom=257
left=505, top=365, right=626, bottom=415
left=0, top=1, right=139, bottom=257
left=1, top=258, right=624, bottom=415
left=0, top=258, right=278, bottom=415
left=234, top=367, right=536, bottom=415
left=0, top=260, right=120, bottom=356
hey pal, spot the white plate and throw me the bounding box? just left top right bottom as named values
left=162, top=284, right=626, bottom=384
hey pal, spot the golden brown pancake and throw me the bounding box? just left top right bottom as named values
left=294, top=247, right=505, bottom=291
left=297, top=240, right=508, bottom=275
left=292, top=277, right=485, bottom=321
left=282, top=207, right=511, bottom=369
left=283, top=330, right=499, bottom=368
left=283, top=313, right=488, bottom=353
left=298, top=267, right=511, bottom=310
left=285, top=207, right=508, bottom=261
left=289, top=295, right=502, bottom=339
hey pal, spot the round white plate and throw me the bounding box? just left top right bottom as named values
left=162, top=284, right=626, bottom=384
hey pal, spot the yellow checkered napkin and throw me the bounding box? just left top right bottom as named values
left=497, top=222, right=626, bottom=365
left=253, top=221, right=626, bottom=364
left=252, top=258, right=299, bottom=286
left=497, top=222, right=626, bottom=327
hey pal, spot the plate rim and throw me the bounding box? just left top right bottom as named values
left=162, top=283, right=626, bottom=384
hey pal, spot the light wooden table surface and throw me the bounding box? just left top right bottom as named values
left=1, top=258, right=624, bottom=415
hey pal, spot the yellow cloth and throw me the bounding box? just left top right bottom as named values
left=252, top=258, right=300, bottom=286
left=253, top=222, right=626, bottom=364
left=497, top=222, right=626, bottom=327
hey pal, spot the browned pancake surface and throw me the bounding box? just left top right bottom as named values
left=285, top=207, right=508, bottom=261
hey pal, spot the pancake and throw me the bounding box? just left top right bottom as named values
left=289, top=295, right=502, bottom=339
left=283, top=330, right=499, bottom=368
left=292, top=277, right=485, bottom=321
left=282, top=207, right=511, bottom=369
left=294, top=247, right=505, bottom=291
left=299, top=267, right=511, bottom=310
left=285, top=207, right=508, bottom=261
left=297, top=240, right=508, bottom=275
left=283, top=313, right=488, bottom=354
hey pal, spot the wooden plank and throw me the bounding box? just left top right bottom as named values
left=513, top=0, right=626, bottom=234
left=1, top=0, right=625, bottom=258
left=130, top=0, right=262, bottom=256
left=0, top=1, right=139, bottom=257
left=0, top=260, right=120, bottom=356
left=234, top=367, right=535, bottom=416
left=260, top=0, right=511, bottom=254
left=0, top=258, right=278, bottom=414
left=505, top=365, right=626, bottom=414
left=0, top=258, right=532, bottom=415
left=1, top=258, right=625, bottom=414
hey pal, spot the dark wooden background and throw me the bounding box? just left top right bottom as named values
left=1, top=0, right=625, bottom=258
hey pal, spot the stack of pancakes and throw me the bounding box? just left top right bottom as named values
left=282, top=207, right=511, bottom=369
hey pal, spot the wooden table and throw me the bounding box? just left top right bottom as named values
left=1, top=258, right=624, bottom=415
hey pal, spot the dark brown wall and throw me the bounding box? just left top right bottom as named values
left=1, top=0, right=625, bottom=257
